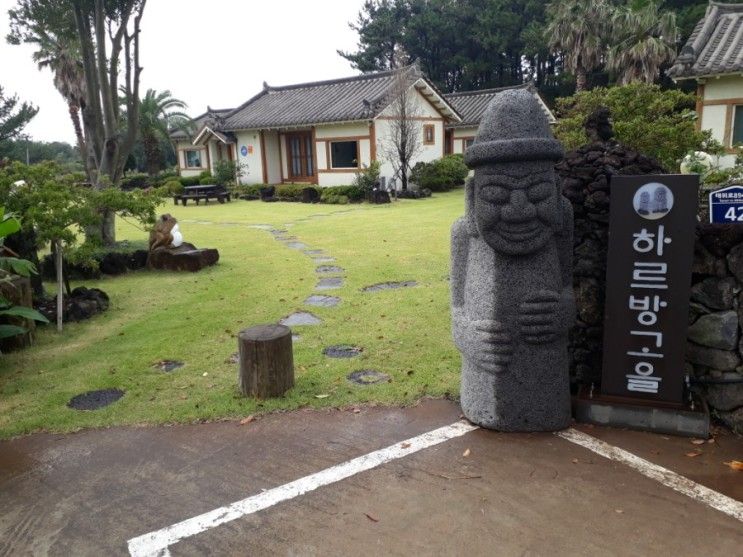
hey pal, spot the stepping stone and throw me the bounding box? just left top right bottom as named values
left=316, top=265, right=344, bottom=274
left=316, top=277, right=344, bottom=290
left=286, top=241, right=309, bottom=250
left=361, top=281, right=417, bottom=292
left=304, top=295, right=341, bottom=307
left=324, top=345, right=363, bottom=358
left=249, top=224, right=274, bottom=230
left=153, top=360, right=184, bottom=373
left=275, top=236, right=296, bottom=242
left=271, top=229, right=288, bottom=235
left=68, top=389, right=125, bottom=410
left=313, top=257, right=336, bottom=263
left=280, top=312, right=322, bottom=326
left=347, top=369, right=390, bottom=385
left=303, top=249, right=325, bottom=255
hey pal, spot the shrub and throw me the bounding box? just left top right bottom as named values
left=554, top=83, right=724, bottom=171
left=120, top=173, right=151, bottom=190
left=410, top=155, right=468, bottom=192
left=163, top=180, right=183, bottom=195
left=199, top=176, right=214, bottom=185
left=213, top=160, right=248, bottom=187
left=320, top=185, right=364, bottom=203
left=231, top=183, right=265, bottom=198
left=198, top=170, right=212, bottom=179
left=275, top=183, right=305, bottom=201
left=322, top=194, right=349, bottom=205
left=179, top=175, right=201, bottom=187
left=352, top=160, right=381, bottom=196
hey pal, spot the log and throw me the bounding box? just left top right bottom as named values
left=238, top=324, right=294, bottom=398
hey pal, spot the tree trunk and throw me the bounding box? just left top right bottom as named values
left=238, top=324, right=294, bottom=398
left=54, top=240, right=63, bottom=332
left=576, top=64, right=588, bottom=92
left=68, top=102, right=87, bottom=169
left=102, top=210, right=116, bottom=246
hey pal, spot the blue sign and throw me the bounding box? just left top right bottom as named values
left=709, top=184, right=743, bottom=224
left=240, top=145, right=248, bottom=156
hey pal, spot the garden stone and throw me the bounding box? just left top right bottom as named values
left=347, top=369, right=390, bottom=385
left=316, top=265, right=344, bottom=274
left=717, top=406, right=743, bottom=434
left=286, top=241, right=308, bottom=250
left=690, top=277, right=736, bottom=311
left=68, top=389, right=124, bottom=410
left=304, top=295, right=340, bottom=307
left=361, top=281, right=417, bottom=292
left=686, top=342, right=741, bottom=371
left=316, top=277, right=343, bottom=290
left=279, top=312, right=322, bottom=326
left=324, top=345, right=363, bottom=358
left=726, top=243, right=743, bottom=282
left=452, top=88, right=573, bottom=432
left=687, top=311, right=739, bottom=350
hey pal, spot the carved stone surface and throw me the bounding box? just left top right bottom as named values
left=451, top=89, right=574, bottom=431
left=148, top=243, right=219, bottom=272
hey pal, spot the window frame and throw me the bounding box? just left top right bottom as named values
left=423, top=124, right=436, bottom=145
left=183, top=149, right=205, bottom=169
left=329, top=139, right=360, bottom=170
left=732, top=105, right=743, bottom=148
left=464, top=137, right=475, bottom=151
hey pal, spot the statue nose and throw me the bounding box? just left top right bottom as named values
left=501, top=190, right=536, bottom=222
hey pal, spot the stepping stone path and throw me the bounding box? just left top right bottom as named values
left=316, top=277, right=343, bottom=290
left=304, top=295, right=341, bottom=307
left=280, top=311, right=323, bottom=326
left=312, top=257, right=336, bottom=263
left=153, top=360, right=184, bottom=372
left=316, top=265, right=344, bottom=274
left=347, top=369, right=390, bottom=385
left=68, top=389, right=125, bottom=410
left=361, top=281, right=417, bottom=292
left=324, top=345, right=363, bottom=358
left=303, top=249, right=324, bottom=255
left=286, top=241, right=309, bottom=250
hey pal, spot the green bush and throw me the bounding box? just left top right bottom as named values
left=120, top=173, right=152, bottom=190
left=213, top=160, right=247, bottom=187
left=230, top=183, right=265, bottom=198
left=199, top=176, right=215, bottom=185
left=322, top=194, right=349, bottom=205
left=180, top=175, right=201, bottom=187
left=198, top=170, right=212, bottom=179
left=275, top=183, right=305, bottom=201
left=410, top=155, right=468, bottom=192
left=163, top=179, right=183, bottom=195
left=352, top=160, right=381, bottom=196
left=320, top=185, right=364, bottom=203
left=554, top=83, right=723, bottom=171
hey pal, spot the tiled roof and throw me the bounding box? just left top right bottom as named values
left=169, top=108, right=232, bottom=140
left=221, top=65, right=460, bottom=131
left=443, top=84, right=556, bottom=128
left=668, top=2, right=743, bottom=79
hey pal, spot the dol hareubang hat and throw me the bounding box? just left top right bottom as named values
left=464, top=89, right=563, bottom=167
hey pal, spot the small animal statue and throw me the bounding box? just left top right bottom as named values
left=451, top=89, right=575, bottom=431
left=149, top=214, right=183, bottom=252
left=584, top=106, right=614, bottom=143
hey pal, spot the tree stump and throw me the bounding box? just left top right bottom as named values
left=238, top=324, right=294, bottom=398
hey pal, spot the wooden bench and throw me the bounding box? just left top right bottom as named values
left=173, top=188, right=231, bottom=206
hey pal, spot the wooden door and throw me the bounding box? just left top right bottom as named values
left=286, top=132, right=314, bottom=181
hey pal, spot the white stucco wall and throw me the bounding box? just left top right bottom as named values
left=450, top=127, right=478, bottom=155
left=700, top=75, right=743, bottom=169
left=374, top=85, right=446, bottom=189
left=233, top=131, right=264, bottom=185
left=263, top=131, right=282, bottom=184
left=315, top=122, right=373, bottom=187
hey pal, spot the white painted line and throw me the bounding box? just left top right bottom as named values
left=558, top=428, right=743, bottom=522
left=127, top=420, right=479, bottom=557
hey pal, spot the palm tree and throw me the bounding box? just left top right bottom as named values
left=608, top=1, right=678, bottom=85
left=545, top=0, right=613, bottom=92
left=31, top=33, right=87, bottom=162
left=136, top=89, right=190, bottom=176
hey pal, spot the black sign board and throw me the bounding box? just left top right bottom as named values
left=601, top=175, right=699, bottom=404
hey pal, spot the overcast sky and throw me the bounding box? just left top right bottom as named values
left=0, top=0, right=366, bottom=143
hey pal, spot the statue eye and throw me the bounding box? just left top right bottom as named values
left=481, top=186, right=510, bottom=203
left=528, top=183, right=553, bottom=202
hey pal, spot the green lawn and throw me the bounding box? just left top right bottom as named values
left=0, top=191, right=465, bottom=439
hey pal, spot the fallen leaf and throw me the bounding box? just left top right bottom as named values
left=463, top=448, right=471, bottom=458
left=685, top=451, right=702, bottom=458
left=315, top=394, right=330, bottom=399
left=690, top=439, right=705, bottom=445
left=571, top=458, right=579, bottom=464
left=723, top=460, right=743, bottom=471
left=239, top=415, right=255, bottom=426
left=364, top=513, right=379, bottom=522
left=401, top=442, right=411, bottom=449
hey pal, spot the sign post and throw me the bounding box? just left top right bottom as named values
left=709, top=184, right=743, bottom=224
left=575, top=174, right=709, bottom=436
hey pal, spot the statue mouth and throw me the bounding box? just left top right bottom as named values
left=495, top=222, right=541, bottom=241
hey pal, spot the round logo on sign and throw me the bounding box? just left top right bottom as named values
left=240, top=145, right=248, bottom=156
left=633, top=182, right=674, bottom=220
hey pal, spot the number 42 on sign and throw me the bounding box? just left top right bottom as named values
left=709, top=185, right=743, bottom=224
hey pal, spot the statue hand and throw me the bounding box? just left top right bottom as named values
left=519, top=290, right=561, bottom=344
left=469, top=319, right=513, bottom=373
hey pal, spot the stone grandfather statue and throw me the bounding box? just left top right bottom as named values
left=451, top=89, right=575, bottom=431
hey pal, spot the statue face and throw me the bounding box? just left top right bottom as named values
left=473, top=161, right=560, bottom=255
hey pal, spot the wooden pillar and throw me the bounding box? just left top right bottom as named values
left=238, top=324, right=294, bottom=398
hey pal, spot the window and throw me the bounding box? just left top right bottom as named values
left=733, top=105, right=743, bottom=147
left=184, top=149, right=203, bottom=168
left=464, top=138, right=475, bottom=151
left=330, top=140, right=358, bottom=169
left=423, top=124, right=435, bottom=145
